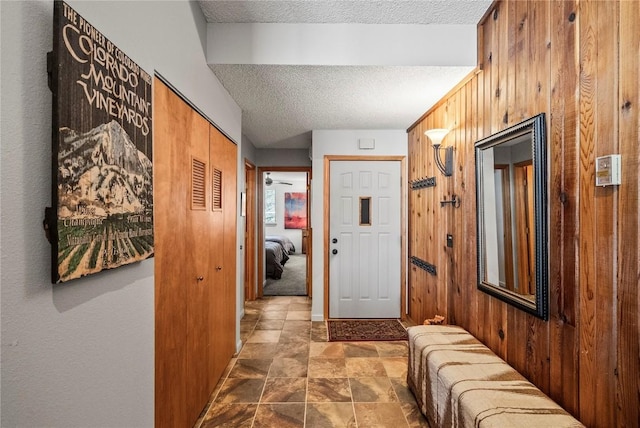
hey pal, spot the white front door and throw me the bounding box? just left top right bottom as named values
left=329, top=160, right=401, bottom=318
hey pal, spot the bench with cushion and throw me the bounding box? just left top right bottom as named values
left=407, top=325, right=585, bottom=428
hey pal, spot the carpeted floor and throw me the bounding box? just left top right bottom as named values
left=264, top=253, right=307, bottom=296
left=327, top=319, right=408, bottom=342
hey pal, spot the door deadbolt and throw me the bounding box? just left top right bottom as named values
left=332, top=238, right=338, bottom=244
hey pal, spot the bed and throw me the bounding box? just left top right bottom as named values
left=265, top=240, right=289, bottom=279
left=265, top=235, right=295, bottom=254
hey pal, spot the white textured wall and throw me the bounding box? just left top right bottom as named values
left=0, top=1, right=241, bottom=426
left=207, top=23, right=477, bottom=66
left=310, top=130, right=408, bottom=321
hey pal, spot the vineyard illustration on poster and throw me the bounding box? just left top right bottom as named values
left=49, top=1, right=153, bottom=282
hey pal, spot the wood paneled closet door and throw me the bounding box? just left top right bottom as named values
left=154, top=79, right=236, bottom=428
left=209, top=125, right=237, bottom=384
left=209, top=125, right=237, bottom=389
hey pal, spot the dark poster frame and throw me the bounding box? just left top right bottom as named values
left=47, top=1, right=154, bottom=283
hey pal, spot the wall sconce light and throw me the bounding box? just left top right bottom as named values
left=424, top=128, right=453, bottom=176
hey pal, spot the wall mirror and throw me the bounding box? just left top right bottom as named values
left=475, top=113, right=548, bottom=320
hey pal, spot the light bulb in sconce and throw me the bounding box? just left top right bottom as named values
left=424, top=128, right=450, bottom=148
left=424, top=128, right=454, bottom=176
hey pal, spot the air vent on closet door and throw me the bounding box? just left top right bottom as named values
left=191, top=157, right=206, bottom=210
left=212, top=168, right=222, bottom=210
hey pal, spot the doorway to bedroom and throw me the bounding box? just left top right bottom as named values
left=258, top=167, right=312, bottom=297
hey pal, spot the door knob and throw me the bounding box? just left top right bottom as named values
left=196, top=276, right=204, bottom=281
left=332, top=238, right=338, bottom=244
left=332, top=249, right=338, bottom=255
left=216, top=266, right=222, bottom=271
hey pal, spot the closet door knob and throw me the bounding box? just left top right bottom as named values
left=216, top=266, right=222, bottom=271
left=196, top=276, right=204, bottom=281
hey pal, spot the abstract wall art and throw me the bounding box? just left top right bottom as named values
left=284, top=192, right=307, bottom=229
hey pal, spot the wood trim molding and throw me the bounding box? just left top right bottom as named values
left=400, top=157, right=407, bottom=320
left=244, top=159, right=256, bottom=301
left=257, top=166, right=312, bottom=298
left=323, top=157, right=330, bottom=319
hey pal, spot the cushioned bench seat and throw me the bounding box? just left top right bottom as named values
left=407, top=325, right=585, bottom=428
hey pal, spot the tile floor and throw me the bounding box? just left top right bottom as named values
left=196, top=296, right=429, bottom=428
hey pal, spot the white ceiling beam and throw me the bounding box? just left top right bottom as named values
left=207, top=23, right=477, bottom=66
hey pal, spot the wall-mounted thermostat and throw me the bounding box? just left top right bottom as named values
left=595, top=154, right=621, bottom=187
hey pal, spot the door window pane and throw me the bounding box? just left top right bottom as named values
left=360, top=197, right=371, bottom=226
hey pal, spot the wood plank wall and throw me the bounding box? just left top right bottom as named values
left=406, top=1, right=639, bottom=425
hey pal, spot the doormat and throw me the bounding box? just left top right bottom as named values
left=327, top=319, right=408, bottom=342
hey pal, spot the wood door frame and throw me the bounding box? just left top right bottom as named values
left=323, top=155, right=407, bottom=320
left=514, top=160, right=534, bottom=295
left=494, top=164, right=515, bottom=291
left=257, top=166, right=312, bottom=298
left=244, top=160, right=257, bottom=301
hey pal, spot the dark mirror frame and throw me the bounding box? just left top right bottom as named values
left=474, top=113, right=548, bottom=321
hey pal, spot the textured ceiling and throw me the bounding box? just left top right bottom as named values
left=211, top=64, right=475, bottom=148
left=198, top=1, right=492, bottom=149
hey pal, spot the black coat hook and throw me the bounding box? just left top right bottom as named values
left=440, top=194, right=461, bottom=208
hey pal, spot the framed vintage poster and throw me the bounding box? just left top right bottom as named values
left=47, top=1, right=154, bottom=283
